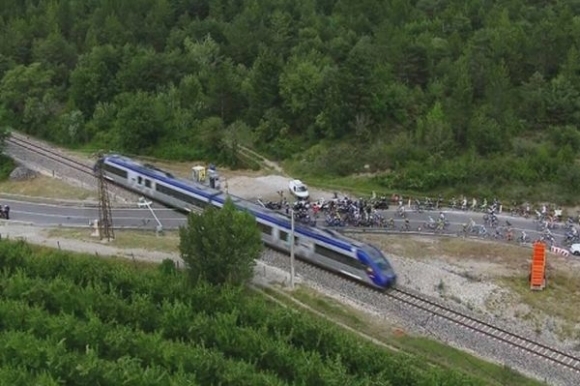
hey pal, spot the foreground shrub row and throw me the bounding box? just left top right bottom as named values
left=0, top=240, right=484, bottom=385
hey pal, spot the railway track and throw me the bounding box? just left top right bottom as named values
left=5, top=134, right=141, bottom=203
left=386, top=287, right=580, bottom=373
left=293, top=254, right=580, bottom=378
left=6, top=135, right=94, bottom=176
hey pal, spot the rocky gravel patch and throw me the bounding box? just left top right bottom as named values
left=9, top=166, right=39, bottom=181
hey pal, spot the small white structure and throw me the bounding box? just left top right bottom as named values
left=288, top=179, right=309, bottom=200
left=90, top=219, right=100, bottom=238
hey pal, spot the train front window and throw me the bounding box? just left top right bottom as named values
left=362, top=245, right=392, bottom=272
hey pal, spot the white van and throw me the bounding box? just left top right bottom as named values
left=288, top=179, right=309, bottom=200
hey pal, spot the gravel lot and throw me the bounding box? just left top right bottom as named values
left=225, top=174, right=335, bottom=202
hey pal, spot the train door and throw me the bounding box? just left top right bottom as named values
left=130, top=173, right=155, bottom=196
left=140, top=176, right=154, bottom=196
left=294, top=234, right=314, bottom=258
left=128, top=171, right=139, bottom=190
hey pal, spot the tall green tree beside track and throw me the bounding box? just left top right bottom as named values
left=179, top=198, right=262, bottom=286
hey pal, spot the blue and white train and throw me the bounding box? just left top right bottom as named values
left=94, top=154, right=397, bottom=289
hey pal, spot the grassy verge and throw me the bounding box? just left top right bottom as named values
left=355, top=234, right=532, bottom=264
left=500, top=273, right=580, bottom=340
left=298, top=172, right=575, bottom=207
left=0, top=175, right=95, bottom=200
left=0, top=154, right=16, bottom=180
left=45, top=228, right=180, bottom=254
left=269, top=287, right=545, bottom=386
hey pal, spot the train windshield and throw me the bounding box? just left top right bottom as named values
left=362, top=245, right=394, bottom=273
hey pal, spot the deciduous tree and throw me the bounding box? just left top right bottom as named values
left=179, top=198, right=262, bottom=286
left=69, top=45, right=121, bottom=118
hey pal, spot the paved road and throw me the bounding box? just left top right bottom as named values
left=380, top=207, right=556, bottom=236
left=2, top=198, right=574, bottom=247
left=319, top=206, right=573, bottom=247
left=3, top=198, right=187, bottom=230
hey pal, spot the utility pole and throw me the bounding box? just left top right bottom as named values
left=290, top=209, right=295, bottom=289
left=97, top=164, right=114, bottom=241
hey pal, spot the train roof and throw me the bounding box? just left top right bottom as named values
left=106, top=154, right=218, bottom=193
left=104, top=154, right=359, bottom=250
left=105, top=154, right=177, bottom=179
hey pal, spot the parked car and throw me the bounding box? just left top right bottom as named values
left=288, top=179, right=309, bottom=200
left=569, top=244, right=580, bottom=256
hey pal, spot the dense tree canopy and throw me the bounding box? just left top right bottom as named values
left=2, top=0, right=580, bottom=198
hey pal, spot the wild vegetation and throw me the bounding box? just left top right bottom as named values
left=1, top=0, right=580, bottom=200
left=0, top=239, right=495, bottom=385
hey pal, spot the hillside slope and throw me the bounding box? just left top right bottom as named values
left=1, top=0, right=580, bottom=201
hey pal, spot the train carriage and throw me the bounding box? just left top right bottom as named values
left=95, top=154, right=397, bottom=289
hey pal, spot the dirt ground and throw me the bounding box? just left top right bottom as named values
left=224, top=174, right=335, bottom=202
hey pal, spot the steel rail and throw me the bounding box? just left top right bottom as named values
left=386, top=287, right=580, bottom=372
left=6, top=136, right=94, bottom=176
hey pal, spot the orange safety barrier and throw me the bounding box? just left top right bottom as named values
left=530, top=241, right=546, bottom=290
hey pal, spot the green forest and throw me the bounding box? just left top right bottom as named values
left=1, top=0, right=580, bottom=200
left=0, top=239, right=493, bottom=385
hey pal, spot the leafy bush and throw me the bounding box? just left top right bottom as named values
left=0, top=154, right=15, bottom=181
left=373, top=144, right=580, bottom=201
